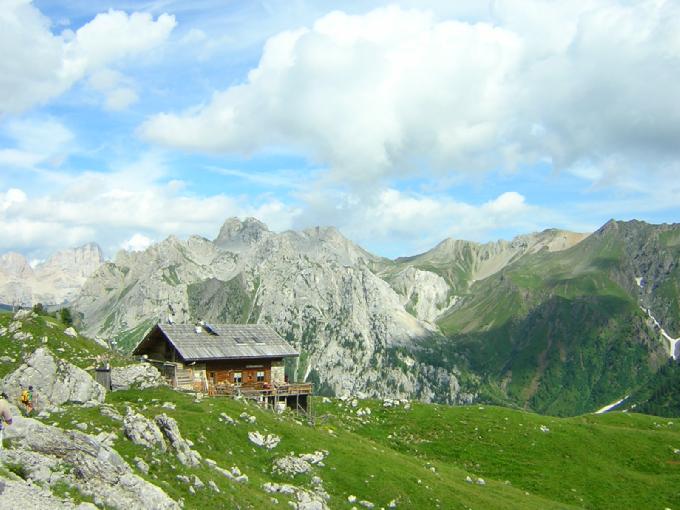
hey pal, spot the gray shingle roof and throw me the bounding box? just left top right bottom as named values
left=135, top=323, right=299, bottom=361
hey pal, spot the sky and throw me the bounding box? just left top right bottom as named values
left=1, top=0, right=680, bottom=262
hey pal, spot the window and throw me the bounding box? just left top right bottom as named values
left=256, top=371, right=265, bottom=382
left=233, top=372, right=242, bottom=384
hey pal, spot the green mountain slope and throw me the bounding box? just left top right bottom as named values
left=429, top=220, right=679, bottom=416
left=1, top=314, right=678, bottom=509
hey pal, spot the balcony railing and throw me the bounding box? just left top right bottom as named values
left=207, top=382, right=313, bottom=397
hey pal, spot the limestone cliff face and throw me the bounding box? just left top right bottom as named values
left=71, top=219, right=596, bottom=402
left=0, top=244, right=104, bottom=306
left=73, top=219, right=476, bottom=402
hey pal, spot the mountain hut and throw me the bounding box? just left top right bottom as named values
left=133, top=323, right=312, bottom=412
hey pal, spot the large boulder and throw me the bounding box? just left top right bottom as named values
left=111, top=364, right=163, bottom=390
left=1, top=348, right=105, bottom=410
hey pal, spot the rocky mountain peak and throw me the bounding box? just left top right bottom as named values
left=0, top=243, right=104, bottom=306
left=0, top=252, right=35, bottom=279
left=214, top=217, right=270, bottom=251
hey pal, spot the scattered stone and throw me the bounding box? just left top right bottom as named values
left=188, top=486, right=196, bottom=495
left=13, top=331, right=33, bottom=342
left=359, top=501, right=374, bottom=509
left=274, top=456, right=312, bottom=476
left=161, top=402, right=176, bottom=410
left=176, top=475, right=191, bottom=484
left=350, top=399, right=359, bottom=408
left=264, top=483, right=329, bottom=510
left=387, top=499, right=397, bottom=508
left=356, top=407, right=371, bottom=417
left=348, top=495, right=357, bottom=503
left=0, top=355, right=13, bottom=363
left=476, top=478, right=486, bottom=486
left=248, top=430, right=280, bottom=449
left=299, top=451, right=328, bottom=465
left=208, top=480, right=220, bottom=492
left=219, top=412, right=235, bottom=425
left=322, top=397, right=331, bottom=404
left=239, top=412, right=256, bottom=423
left=101, top=405, right=124, bottom=422
left=215, top=465, right=249, bottom=484
left=63, top=327, right=78, bottom=338
left=13, top=309, right=34, bottom=321
left=192, top=475, right=204, bottom=489
left=465, top=476, right=473, bottom=483
left=75, top=422, right=88, bottom=431
left=135, top=457, right=150, bottom=474
left=8, top=321, right=22, bottom=333
left=539, top=425, right=550, bottom=433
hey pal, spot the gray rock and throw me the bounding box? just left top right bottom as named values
left=123, top=409, right=166, bottom=451
left=273, top=456, right=311, bottom=476
left=263, top=482, right=329, bottom=510
left=0, top=348, right=105, bottom=410
left=134, top=457, right=150, bottom=475
left=13, top=309, right=34, bottom=321
left=154, top=414, right=201, bottom=467
left=111, top=364, right=164, bottom=391
left=63, top=327, right=78, bottom=338
left=2, top=412, right=179, bottom=509
left=248, top=431, right=280, bottom=450
left=100, top=405, right=124, bottom=422
left=214, top=465, right=248, bottom=484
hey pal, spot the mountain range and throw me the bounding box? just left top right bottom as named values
left=3, top=218, right=679, bottom=416
left=0, top=243, right=103, bottom=307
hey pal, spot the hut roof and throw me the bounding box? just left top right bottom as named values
left=133, top=323, right=298, bottom=362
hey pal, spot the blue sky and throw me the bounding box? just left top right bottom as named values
left=1, top=0, right=680, bottom=261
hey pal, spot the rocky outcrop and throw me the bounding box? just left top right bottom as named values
left=1, top=348, right=105, bottom=410
left=0, top=474, right=97, bottom=509
left=389, top=267, right=452, bottom=322
left=154, top=413, right=202, bottom=467
left=248, top=431, right=280, bottom=450
left=112, top=364, right=163, bottom=390
left=1, top=409, right=179, bottom=509
left=123, top=409, right=167, bottom=451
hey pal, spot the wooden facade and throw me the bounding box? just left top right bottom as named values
left=133, top=323, right=311, bottom=413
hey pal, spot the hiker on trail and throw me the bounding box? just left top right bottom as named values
left=20, top=385, right=33, bottom=414
left=0, top=392, right=13, bottom=450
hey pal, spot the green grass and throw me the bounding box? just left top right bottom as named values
left=0, top=311, right=129, bottom=378
left=50, top=388, right=676, bottom=510
left=2, top=311, right=678, bottom=509
left=315, top=399, right=680, bottom=510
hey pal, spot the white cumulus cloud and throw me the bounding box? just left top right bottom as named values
left=140, top=1, right=680, bottom=188
left=0, top=1, right=176, bottom=114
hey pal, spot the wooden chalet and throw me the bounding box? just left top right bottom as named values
left=133, top=323, right=312, bottom=413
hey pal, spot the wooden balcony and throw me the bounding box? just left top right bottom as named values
left=207, top=382, right=313, bottom=398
